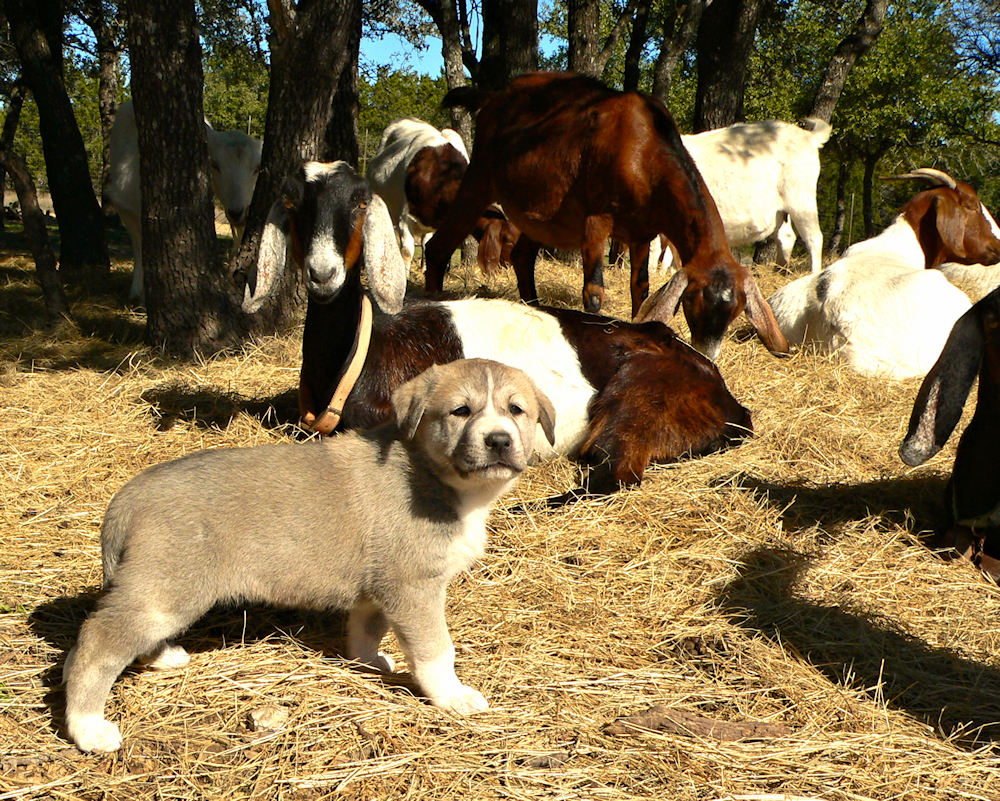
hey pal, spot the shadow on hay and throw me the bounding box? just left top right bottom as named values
left=716, top=472, right=951, bottom=544
left=27, top=594, right=421, bottom=739
left=718, top=545, right=1000, bottom=749
left=140, top=383, right=301, bottom=433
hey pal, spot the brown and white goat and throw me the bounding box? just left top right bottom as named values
left=244, top=161, right=753, bottom=492
left=422, top=71, right=787, bottom=361
left=900, top=286, right=1000, bottom=578
left=768, top=169, right=1000, bottom=380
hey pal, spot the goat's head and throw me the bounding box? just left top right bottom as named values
left=205, top=128, right=263, bottom=248
left=892, top=168, right=1000, bottom=268
left=900, top=286, right=1000, bottom=468
left=634, top=261, right=788, bottom=361
left=243, top=161, right=407, bottom=315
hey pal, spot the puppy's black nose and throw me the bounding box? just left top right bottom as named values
left=485, top=432, right=512, bottom=455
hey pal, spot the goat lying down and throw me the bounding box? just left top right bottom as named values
left=900, top=286, right=1000, bottom=579
left=422, top=71, right=787, bottom=362
left=767, top=169, right=1000, bottom=380
left=109, top=98, right=263, bottom=304
left=245, top=161, right=753, bottom=492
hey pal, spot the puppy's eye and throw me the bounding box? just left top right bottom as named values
left=451, top=405, right=471, bottom=418
left=509, top=403, right=524, bottom=416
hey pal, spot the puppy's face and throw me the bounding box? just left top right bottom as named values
left=393, top=359, right=557, bottom=493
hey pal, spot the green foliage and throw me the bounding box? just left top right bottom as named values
left=358, top=67, right=452, bottom=171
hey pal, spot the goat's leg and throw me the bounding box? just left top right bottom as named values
left=789, top=209, right=824, bottom=273
left=510, top=234, right=542, bottom=304
left=628, top=239, right=651, bottom=316
left=582, top=216, right=614, bottom=314
left=423, top=165, right=495, bottom=292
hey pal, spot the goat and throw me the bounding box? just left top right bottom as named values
left=766, top=169, right=1000, bottom=380
left=899, top=285, right=1000, bottom=579
left=108, top=98, right=263, bottom=304
left=681, top=118, right=831, bottom=273
left=243, top=161, right=754, bottom=492
left=421, top=72, right=787, bottom=361
left=365, top=118, right=470, bottom=271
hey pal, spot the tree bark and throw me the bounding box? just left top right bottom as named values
left=693, top=0, right=764, bottom=131
left=623, top=1, right=651, bottom=92
left=568, top=0, right=602, bottom=77
left=651, top=0, right=706, bottom=103
left=480, top=0, right=538, bottom=91
left=808, top=0, right=889, bottom=123
left=0, top=80, right=70, bottom=324
left=127, top=0, right=244, bottom=357
left=231, top=0, right=365, bottom=336
left=862, top=150, right=879, bottom=239
left=827, top=158, right=851, bottom=254
left=415, top=0, right=473, bottom=145
left=323, top=0, right=361, bottom=167
left=4, top=0, right=110, bottom=269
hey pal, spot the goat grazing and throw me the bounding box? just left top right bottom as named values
left=422, top=71, right=788, bottom=361
left=244, top=161, right=753, bottom=492
left=108, top=98, right=263, bottom=304
left=681, top=118, right=831, bottom=273
left=899, top=285, right=1000, bottom=579
left=767, top=169, right=1000, bottom=380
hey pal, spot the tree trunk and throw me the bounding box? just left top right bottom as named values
left=623, top=0, right=651, bottom=91
left=323, top=1, right=361, bottom=167
left=568, top=0, right=602, bottom=77
left=3, top=0, right=110, bottom=269
left=0, top=76, right=70, bottom=323
left=652, top=0, right=706, bottom=103
left=808, top=0, right=889, bottom=123
left=127, top=0, right=244, bottom=357
left=862, top=151, right=879, bottom=239
left=693, top=0, right=764, bottom=131
left=80, top=0, right=122, bottom=218
left=480, top=0, right=538, bottom=91
left=827, top=158, right=851, bottom=254
left=416, top=0, right=474, bottom=145
left=231, top=0, right=365, bottom=337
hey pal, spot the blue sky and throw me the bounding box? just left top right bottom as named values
left=360, top=32, right=445, bottom=76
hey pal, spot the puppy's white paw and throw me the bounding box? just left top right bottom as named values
left=139, top=643, right=191, bottom=670
left=372, top=651, right=396, bottom=673
left=69, top=714, right=122, bottom=753
left=430, top=685, right=489, bottom=716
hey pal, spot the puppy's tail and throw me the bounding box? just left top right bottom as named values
left=100, top=499, right=132, bottom=585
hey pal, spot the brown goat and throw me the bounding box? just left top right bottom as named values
left=423, top=71, right=787, bottom=360
left=900, top=285, right=1000, bottom=580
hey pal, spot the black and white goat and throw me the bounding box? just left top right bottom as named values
left=244, top=161, right=753, bottom=492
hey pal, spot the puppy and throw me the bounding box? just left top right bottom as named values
left=63, top=358, right=556, bottom=753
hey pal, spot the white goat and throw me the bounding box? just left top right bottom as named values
left=108, top=98, right=263, bottom=304
left=681, top=118, right=831, bottom=273
left=365, top=118, right=469, bottom=270
left=767, top=169, right=1000, bottom=380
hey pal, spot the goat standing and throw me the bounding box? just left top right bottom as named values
left=422, top=71, right=787, bottom=361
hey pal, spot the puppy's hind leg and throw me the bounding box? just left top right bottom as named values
left=385, top=587, right=488, bottom=716
left=64, top=604, right=195, bottom=753
left=347, top=598, right=395, bottom=673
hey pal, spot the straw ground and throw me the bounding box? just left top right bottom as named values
left=2, top=242, right=1000, bottom=800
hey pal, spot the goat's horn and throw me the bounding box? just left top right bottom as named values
left=881, top=168, right=957, bottom=189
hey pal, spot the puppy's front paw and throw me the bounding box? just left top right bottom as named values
left=430, top=685, right=489, bottom=716
left=68, top=714, right=123, bottom=753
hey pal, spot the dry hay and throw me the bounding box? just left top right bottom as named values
left=2, top=249, right=1000, bottom=801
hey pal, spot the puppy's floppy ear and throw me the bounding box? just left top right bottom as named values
left=533, top=384, right=557, bottom=447
left=363, top=194, right=408, bottom=314
left=392, top=364, right=441, bottom=440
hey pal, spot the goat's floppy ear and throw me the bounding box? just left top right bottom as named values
left=243, top=174, right=304, bottom=314
left=931, top=194, right=968, bottom=261
left=363, top=194, right=407, bottom=314
left=899, top=304, right=984, bottom=466
left=633, top=268, right=688, bottom=324
left=392, top=364, right=440, bottom=440
left=743, top=274, right=790, bottom=354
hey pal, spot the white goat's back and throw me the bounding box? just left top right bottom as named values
left=366, top=118, right=466, bottom=227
